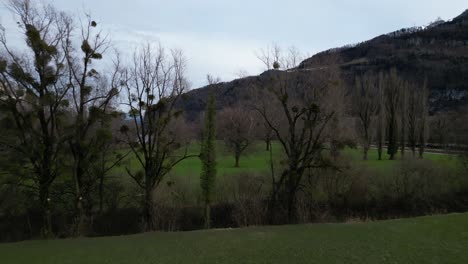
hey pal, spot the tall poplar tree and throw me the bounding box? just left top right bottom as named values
left=200, top=95, right=216, bottom=229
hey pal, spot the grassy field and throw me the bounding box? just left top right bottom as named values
left=1, top=213, right=467, bottom=263
left=111, top=141, right=464, bottom=202
left=121, top=141, right=462, bottom=180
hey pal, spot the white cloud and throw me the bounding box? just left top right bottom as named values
left=108, top=25, right=265, bottom=87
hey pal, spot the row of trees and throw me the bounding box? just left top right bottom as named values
left=353, top=69, right=429, bottom=160
left=0, top=0, right=194, bottom=236
left=0, top=0, right=450, bottom=241
left=0, top=0, right=122, bottom=236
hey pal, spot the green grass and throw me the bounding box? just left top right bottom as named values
left=115, top=141, right=462, bottom=190
left=116, top=141, right=285, bottom=188
left=171, top=141, right=283, bottom=176
left=121, top=141, right=461, bottom=176
left=1, top=213, right=467, bottom=263
left=118, top=142, right=459, bottom=180
left=342, top=147, right=462, bottom=173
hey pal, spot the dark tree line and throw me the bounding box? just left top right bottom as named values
left=0, top=0, right=193, bottom=236
left=352, top=68, right=429, bottom=161
left=0, top=1, right=465, bottom=242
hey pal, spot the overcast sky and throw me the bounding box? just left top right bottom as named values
left=0, top=0, right=466, bottom=88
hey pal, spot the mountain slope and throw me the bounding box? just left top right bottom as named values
left=180, top=10, right=468, bottom=119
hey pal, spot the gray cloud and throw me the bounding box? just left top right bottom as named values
left=1, top=0, right=466, bottom=87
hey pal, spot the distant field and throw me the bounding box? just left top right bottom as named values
left=1, top=213, right=467, bottom=264
left=341, top=147, right=462, bottom=173
left=117, top=141, right=462, bottom=188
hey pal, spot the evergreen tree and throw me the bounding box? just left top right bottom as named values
left=200, top=95, right=217, bottom=229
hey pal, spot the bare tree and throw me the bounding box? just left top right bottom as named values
left=235, top=69, right=249, bottom=79
left=254, top=68, right=341, bottom=223
left=120, top=43, right=195, bottom=231
left=399, top=80, right=408, bottom=157
left=218, top=105, right=254, bottom=167
left=256, top=43, right=303, bottom=71
left=256, top=46, right=273, bottom=70
left=255, top=116, right=274, bottom=151
left=327, top=72, right=349, bottom=160
left=206, top=74, right=221, bottom=85
left=418, top=79, right=428, bottom=158
left=254, top=44, right=304, bottom=152
left=256, top=43, right=282, bottom=70
left=353, top=73, right=378, bottom=160
left=283, top=46, right=304, bottom=70
left=406, top=81, right=431, bottom=157
left=376, top=72, right=386, bottom=160
left=430, top=114, right=450, bottom=152
left=407, top=82, right=417, bottom=157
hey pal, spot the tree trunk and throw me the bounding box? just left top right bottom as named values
left=99, top=173, right=104, bottom=214
left=400, top=122, right=406, bottom=158
left=388, top=118, right=398, bottom=160
left=287, top=193, right=296, bottom=224
left=330, top=140, right=340, bottom=160
left=419, top=142, right=425, bottom=159
left=267, top=191, right=278, bottom=224
left=143, top=185, right=156, bottom=231
left=39, top=183, right=52, bottom=238
left=286, top=169, right=299, bottom=224
left=401, top=144, right=405, bottom=157
left=234, top=153, right=240, bottom=167
left=265, top=138, right=271, bottom=151
left=204, top=203, right=211, bottom=229
left=73, top=157, right=89, bottom=237
left=75, top=198, right=88, bottom=236
left=419, top=122, right=426, bottom=159
left=286, top=182, right=297, bottom=224
left=377, top=140, right=383, bottom=160
left=363, top=144, right=369, bottom=160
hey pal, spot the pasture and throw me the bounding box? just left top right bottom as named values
left=0, top=213, right=467, bottom=264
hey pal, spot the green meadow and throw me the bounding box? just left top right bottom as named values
left=1, top=213, right=467, bottom=264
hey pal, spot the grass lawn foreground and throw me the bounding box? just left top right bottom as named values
left=0, top=213, right=467, bottom=264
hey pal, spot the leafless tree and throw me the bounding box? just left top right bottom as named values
left=283, top=46, right=304, bottom=70
left=256, top=43, right=304, bottom=70
left=353, top=73, right=378, bottom=160
left=430, top=114, right=450, bottom=152
left=326, top=72, right=349, bottom=160
left=376, top=72, right=386, bottom=160
left=255, top=43, right=282, bottom=70
left=418, top=79, right=429, bottom=158
left=254, top=67, right=341, bottom=223
left=399, top=80, right=408, bottom=157
left=407, top=80, right=429, bottom=157
left=254, top=113, right=275, bottom=151
left=120, top=43, right=196, bottom=231
left=218, top=105, right=254, bottom=167
left=407, top=82, right=418, bottom=156
left=235, top=69, right=249, bottom=79
left=206, top=74, right=221, bottom=85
